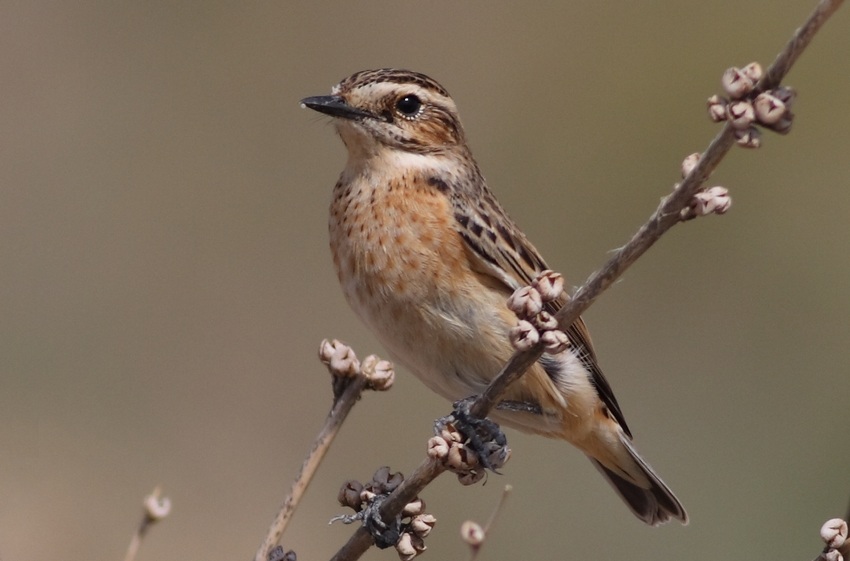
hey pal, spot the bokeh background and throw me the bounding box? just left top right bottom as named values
left=2, top=2, right=848, bottom=560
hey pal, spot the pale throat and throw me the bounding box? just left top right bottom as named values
left=336, top=120, right=465, bottom=178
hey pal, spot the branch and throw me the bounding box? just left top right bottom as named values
left=330, top=1, right=844, bottom=559
left=462, top=484, right=513, bottom=561
left=472, top=0, right=844, bottom=420
left=123, top=486, right=171, bottom=561
left=254, top=341, right=394, bottom=561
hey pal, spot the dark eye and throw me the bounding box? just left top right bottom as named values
left=395, top=94, right=422, bottom=116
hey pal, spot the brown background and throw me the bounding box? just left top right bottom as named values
left=1, top=2, right=849, bottom=560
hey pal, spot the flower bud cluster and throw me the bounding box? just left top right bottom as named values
left=708, top=62, right=796, bottom=147
left=820, top=518, right=849, bottom=561
left=428, top=422, right=511, bottom=485
left=336, top=467, right=435, bottom=561
left=142, top=487, right=172, bottom=523
left=677, top=153, right=733, bottom=220
left=267, top=546, right=297, bottom=561
left=319, top=339, right=395, bottom=394
left=507, top=270, right=570, bottom=354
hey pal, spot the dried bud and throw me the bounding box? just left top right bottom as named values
left=372, top=466, right=391, bottom=487
left=541, top=329, right=570, bottom=354
left=268, top=547, right=297, bottom=561
left=753, top=92, right=786, bottom=125
left=402, top=497, right=425, bottom=517
left=509, top=320, right=539, bottom=351
left=411, top=534, right=427, bottom=554
left=721, top=67, right=754, bottom=99
left=359, top=488, right=376, bottom=504
left=533, top=311, right=559, bottom=331
left=338, top=480, right=364, bottom=510
left=439, top=424, right=463, bottom=444
left=734, top=126, right=761, bottom=148
left=822, top=519, right=849, bottom=549
left=318, top=338, right=336, bottom=364
left=681, top=153, right=701, bottom=178
left=726, top=100, right=755, bottom=130
left=395, top=531, right=426, bottom=561
left=143, top=489, right=172, bottom=522
left=707, top=187, right=732, bottom=215
left=460, top=520, right=486, bottom=547
left=319, top=339, right=360, bottom=377
left=683, top=186, right=732, bottom=219
left=824, top=550, right=844, bottom=561
left=447, top=443, right=478, bottom=471
left=741, top=61, right=763, bottom=84
left=772, top=86, right=797, bottom=109
left=396, top=532, right=417, bottom=561
left=707, top=95, right=728, bottom=122
left=359, top=354, right=395, bottom=391
left=371, top=466, right=403, bottom=493
left=532, top=270, right=564, bottom=302
left=766, top=112, right=794, bottom=135
left=457, top=469, right=486, bottom=486
left=410, top=514, right=437, bottom=538
left=506, top=286, right=543, bottom=319
left=427, top=437, right=449, bottom=461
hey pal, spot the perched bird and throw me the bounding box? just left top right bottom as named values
left=301, top=69, right=687, bottom=525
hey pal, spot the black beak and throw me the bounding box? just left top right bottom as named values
left=300, top=95, right=374, bottom=120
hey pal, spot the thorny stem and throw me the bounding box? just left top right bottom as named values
left=254, top=373, right=369, bottom=561
left=330, top=1, right=844, bottom=560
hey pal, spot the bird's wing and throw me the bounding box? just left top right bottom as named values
left=448, top=181, right=632, bottom=438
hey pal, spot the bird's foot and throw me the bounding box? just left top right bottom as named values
left=330, top=493, right=401, bottom=549
left=433, top=396, right=510, bottom=475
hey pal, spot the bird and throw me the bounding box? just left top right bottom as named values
left=301, top=68, right=687, bottom=526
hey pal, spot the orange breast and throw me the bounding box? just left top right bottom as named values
left=330, top=173, right=470, bottom=308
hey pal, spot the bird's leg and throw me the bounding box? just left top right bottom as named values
left=361, top=494, right=402, bottom=549
left=330, top=493, right=402, bottom=549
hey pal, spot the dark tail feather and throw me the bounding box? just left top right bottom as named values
left=589, top=438, right=688, bottom=526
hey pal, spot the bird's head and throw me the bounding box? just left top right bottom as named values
left=301, top=69, right=467, bottom=158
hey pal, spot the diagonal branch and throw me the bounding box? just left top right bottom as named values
left=255, top=372, right=369, bottom=561
left=256, top=341, right=395, bottom=561
left=472, top=0, right=844, bottom=419
left=330, top=1, right=844, bottom=559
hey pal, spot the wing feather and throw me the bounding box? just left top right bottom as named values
left=445, top=179, right=632, bottom=437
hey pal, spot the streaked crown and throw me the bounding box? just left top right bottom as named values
left=301, top=69, right=467, bottom=154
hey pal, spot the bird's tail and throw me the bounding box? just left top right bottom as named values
left=587, top=431, right=688, bottom=526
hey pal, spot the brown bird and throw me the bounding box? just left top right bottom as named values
left=302, top=68, right=687, bottom=525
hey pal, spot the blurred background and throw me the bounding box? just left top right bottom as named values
left=1, top=2, right=848, bottom=560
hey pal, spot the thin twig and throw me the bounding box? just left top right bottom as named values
left=329, top=2, right=843, bottom=559
left=254, top=373, right=369, bottom=561
left=123, top=486, right=171, bottom=561
left=468, top=484, right=513, bottom=561
left=760, top=0, right=845, bottom=92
